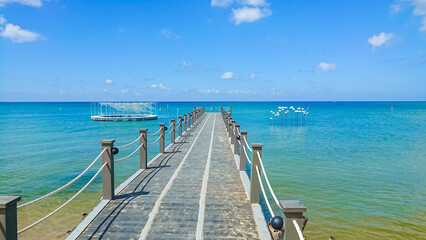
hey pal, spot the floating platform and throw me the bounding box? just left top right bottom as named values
left=90, top=114, right=158, bottom=121
left=91, top=102, right=158, bottom=121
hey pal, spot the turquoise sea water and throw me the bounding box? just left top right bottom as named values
left=1, top=102, right=425, bottom=239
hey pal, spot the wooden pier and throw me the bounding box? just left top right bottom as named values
left=1, top=106, right=308, bottom=240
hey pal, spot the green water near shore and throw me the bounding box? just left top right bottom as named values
left=1, top=102, right=425, bottom=239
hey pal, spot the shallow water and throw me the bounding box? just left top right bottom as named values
left=1, top=102, right=425, bottom=239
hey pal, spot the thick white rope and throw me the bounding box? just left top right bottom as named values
left=165, top=129, right=173, bottom=136
left=233, top=127, right=239, bottom=136
left=114, top=143, right=144, bottom=162
left=293, top=220, right=305, bottom=240
left=257, top=151, right=282, bottom=210
left=18, top=162, right=107, bottom=234
left=242, top=146, right=252, bottom=164
left=256, top=165, right=275, bottom=217
left=17, top=149, right=106, bottom=209
left=148, top=134, right=162, bottom=145
left=245, top=137, right=253, bottom=152
left=116, top=134, right=142, bottom=149
left=147, top=129, right=160, bottom=136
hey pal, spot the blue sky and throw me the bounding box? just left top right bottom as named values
left=0, top=0, right=425, bottom=101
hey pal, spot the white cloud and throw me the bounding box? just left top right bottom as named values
left=412, top=0, right=426, bottom=16
left=0, top=15, right=6, bottom=25
left=102, top=88, right=108, bottom=92
left=0, top=0, right=42, bottom=7
left=227, top=89, right=251, bottom=94
left=390, top=3, right=402, bottom=14
left=231, top=6, right=271, bottom=25
left=200, top=89, right=220, bottom=94
left=390, top=0, right=426, bottom=31
left=421, top=16, right=426, bottom=31
left=150, top=83, right=170, bottom=90
left=121, top=89, right=129, bottom=94
left=0, top=23, right=41, bottom=43
left=160, top=29, right=180, bottom=39
left=211, top=0, right=233, bottom=7
left=271, top=88, right=278, bottom=96
left=240, top=0, right=268, bottom=6
left=317, top=62, right=336, bottom=72
left=105, top=79, right=113, bottom=84
left=250, top=73, right=256, bottom=79
left=368, top=32, right=394, bottom=48
left=220, top=71, right=234, bottom=79
left=182, top=60, right=191, bottom=67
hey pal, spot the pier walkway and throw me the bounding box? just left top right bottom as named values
left=2, top=106, right=309, bottom=240
left=74, top=113, right=262, bottom=239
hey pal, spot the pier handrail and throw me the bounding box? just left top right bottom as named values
left=148, top=134, right=162, bottom=145
left=116, top=134, right=142, bottom=149
left=164, top=129, right=173, bottom=136
left=244, top=136, right=253, bottom=152
left=115, top=143, right=144, bottom=162
left=18, top=162, right=108, bottom=234
left=220, top=105, right=307, bottom=240
left=256, top=151, right=282, bottom=213
left=1, top=106, right=207, bottom=238
left=255, top=165, right=275, bottom=217
left=293, top=220, right=305, bottom=240
left=147, top=129, right=161, bottom=136
left=241, top=145, right=252, bottom=164
left=17, top=148, right=107, bottom=209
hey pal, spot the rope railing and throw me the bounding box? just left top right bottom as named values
left=114, top=143, right=144, bottom=162
left=115, top=134, right=142, bottom=149
left=257, top=151, right=282, bottom=211
left=147, top=129, right=160, bottom=136
left=242, top=146, right=252, bottom=164
left=165, top=129, right=173, bottom=136
left=148, top=134, right=162, bottom=145
left=245, top=138, right=253, bottom=152
left=293, top=220, right=304, bottom=240
left=17, top=148, right=107, bottom=209
left=255, top=165, right=275, bottom=217
left=18, top=162, right=107, bottom=234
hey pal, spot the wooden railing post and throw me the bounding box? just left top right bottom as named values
left=178, top=116, right=183, bottom=136
left=229, top=106, right=232, bottom=116
left=184, top=114, right=187, bottom=131
left=171, top=119, right=176, bottom=143
left=280, top=200, right=307, bottom=240
left=159, top=123, right=165, bottom=153
left=250, top=143, right=263, bottom=203
left=101, top=140, right=115, bottom=200
left=227, top=117, right=232, bottom=137
left=234, top=124, right=240, bottom=154
left=240, top=130, right=248, bottom=171
left=139, top=129, right=147, bottom=169
left=231, top=120, right=236, bottom=145
left=0, top=196, right=21, bottom=240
